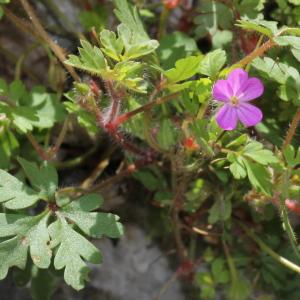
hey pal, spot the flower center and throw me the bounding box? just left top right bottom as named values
left=230, top=96, right=239, bottom=106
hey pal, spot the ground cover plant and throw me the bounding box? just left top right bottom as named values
left=1, top=0, right=300, bottom=299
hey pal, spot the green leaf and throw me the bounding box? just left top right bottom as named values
left=252, top=57, right=299, bottom=85
left=0, top=128, right=19, bottom=169
left=157, top=31, right=199, bottom=70
left=49, top=217, right=102, bottom=290
left=79, top=6, right=107, bottom=32
left=60, top=194, right=123, bottom=239
left=236, top=19, right=273, bottom=37
left=164, top=56, right=202, bottom=83
left=0, top=212, right=51, bottom=280
left=228, top=274, right=251, bottom=300
left=17, top=158, right=58, bottom=199
left=11, top=106, right=39, bottom=133
left=157, top=119, right=177, bottom=149
left=65, top=40, right=107, bottom=77
left=199, top=49, right=226, bottom=78
left=26, top=86, right=66, bottom=129
left=283, top=145, right=300, bottom=167
left=9, top=80, right=26, bottom=103
left=111, top=61, right=147, bottom=93
left=291, top=48, right=300, bottom=62
left=100, top=29, right=123, bottom=61
left=243, top=159, right=272, bottom=195
left=124, top=39, right=159, bottom=60
left=0, top=170, right=40, bottom=209
left=194, top=0, right=233, bottom=38
left=114, top=0, right=149, bottom=42
left=208, top=195, right=231, bottom=224
left=237, top=0, right=265, bottom=18
left=243, top=141, right=278, bottom=165
left=211, top=258, right=230, bottom=284
left=228, top=155, right=247, bottom=179
left=211, top=30, right=233, bottom=49
left=288, top=0, right=300, bottom=4
left=64, top=100, right=98, bottom=134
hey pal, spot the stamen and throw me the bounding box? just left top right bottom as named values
left=230, top=96, right=239, bottom=106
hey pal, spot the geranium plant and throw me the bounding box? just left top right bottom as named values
left=1, top=0, right=300, bottom=299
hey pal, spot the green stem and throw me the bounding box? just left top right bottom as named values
left=240, top=223, right=300, bottom=274
left=52, top=145, right=98, bottom=170
left=222, top=239, right=238, bottom=282
left=15, top=42, right=40, bottom=80
left=157, top=6, right=169, bottom=39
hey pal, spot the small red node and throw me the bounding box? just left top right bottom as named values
left=183, top=137, right=199, bottom=151
left=285, top=199, right=300, bottom=215
left=163, top=0, right=180, bottom=10
left=127, top=164, right=136, bottom=172
left=177, top=259, right=195, bottom=277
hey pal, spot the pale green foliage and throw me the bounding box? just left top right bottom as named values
left=18, top=158, right=58, bottom=199
left=59, top=194, right=123, bottom=239
left=252, top=57, right=300, bottom=105
left=208, top=195, right=232, bottom=224
left=164, top=56, right=202, bottom=83
left=0, top=79, right=66, bottom=133
left=0, top=0, right=10, bottom=19
left=0, top=212, right=51, bottom=280
left=236, top=18, right=278, bottom=37
left=199, top=49, right=227, bottom=78
left=157, top=31, right=199, bottom=69
left=65, top=40, right=108, bottom=76
left=0, top=170, right=40, bottom=209
left=283, top=145, right=300, bottom=167
left=65, top=34, right=157, bottom=93
left=157, top=119, right=178, bottom=149
left=66, top=0, right=158, bottom=93
left=0, top=159, right=123, bottom=291
left=50, top=217, right=101, bottom=290
left=113, top=0, right=149, bottom=41
left=227, top=140, right=278, bottom=195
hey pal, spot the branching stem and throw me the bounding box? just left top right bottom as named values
left=282, top=107, right=300, bottom=149
left=19, top=0, right=80, bottom=82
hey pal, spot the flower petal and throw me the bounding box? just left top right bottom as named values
left=237, top=103, right=263, bottom=127
left=237, top=78, right=264, bottom=101
left=212, top=80, right=232, bottom=102
left=227, top=68, right=248, bottom=95
left=216, top=104, right=238, bottom=130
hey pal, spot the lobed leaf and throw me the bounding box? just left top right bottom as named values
left=0, top=170, right=40, bottom=209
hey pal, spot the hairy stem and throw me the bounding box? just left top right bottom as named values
left=48, top=116, right=71, bottom=159
left=105, top=80, right=122, bottom=124
left=111, top=92, right=179, bottom=128
left=234, top=39, right=276, bottom=68
left=26, top=133, right=50, bottom=161
left=282, top=107, right=300, bottom=149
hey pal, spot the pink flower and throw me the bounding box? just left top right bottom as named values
left=212, top=68, right=264, bottom=131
